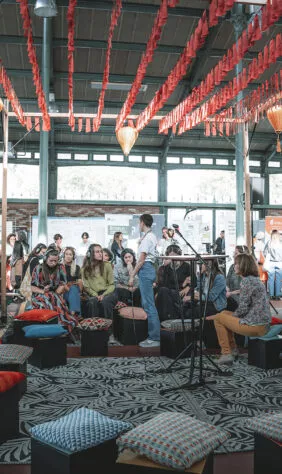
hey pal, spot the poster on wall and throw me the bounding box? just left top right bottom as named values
left=265, top=216, right=282, bottom=242
left=105, top=213, right=165, bottom=255
left=32, top=217, right=105, bottom=250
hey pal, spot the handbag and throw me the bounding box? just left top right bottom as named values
left=262, top=253, right=271, bottom=272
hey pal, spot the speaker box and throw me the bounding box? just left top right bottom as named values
left=250, top=177, right=265, bottom=205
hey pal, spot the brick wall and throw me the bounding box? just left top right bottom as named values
left=7, top=203, right=160, bottom=230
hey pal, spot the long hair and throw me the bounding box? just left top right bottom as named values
left=42, top=248, right=60, bottom=282
left=235, top=245, right=250, bottom=255
left=235, top=253, right=259, bottom=277
left=16, top=230, right=29, bottom=254
left=7, top=233, right=16, bottom=245
left=82, top=244, right=104, bottom=278
left=63, top=246, right=77, bottom=277
left=120, top=248, right=137, bottom=268
left=113, top=232, right=123, bottom=248
left=205, top=259, right=223, bottom=287
left=10, top=241, right=24, bottom=267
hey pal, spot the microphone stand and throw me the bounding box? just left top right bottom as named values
left=159, top=227, right=230, bottom=403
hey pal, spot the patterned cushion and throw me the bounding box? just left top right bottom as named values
left=23, top=324, right=67, bottom=339
left=115, top=301, right=128, bottom=310
left=117, top=412, right=230, bottom=470
left=249, top=324, right=282, bottom=341
left=161, top=319, right=200, bottom=332
left=78, top=318, right=112, bottom=331
left=118, top=307, right=147, bottom=320
left=15, top=309, right=59, bottom=322
left=30, top=408, right=133, bottom=454
left=0, top=371, right=26, bottom=393
left=246, top=412, right=282, bottom=442
left=0, top=344, right=33, bottom=364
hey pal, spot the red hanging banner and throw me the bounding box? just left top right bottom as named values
left=159, top=0, right=281, bottom=134
left=94, top=0, right=122, bottom=132
left=67, top=0, right=77, bottom=131
left=115, top=0, right=178, bottom=132
left=17, top=0, right=51, bottom=131
left=0, top=62, right=26, bottom=128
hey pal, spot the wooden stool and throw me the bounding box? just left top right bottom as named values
left=116, top=449, right=213, bottom=474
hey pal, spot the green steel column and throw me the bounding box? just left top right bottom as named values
left=48, top=119, right=57, bottom=216
left=38, top=18, right=51, bottom=243
left=158, top=165, right=167, bottom=224
left=261, top=173, right=269, bottom=218
left=232, top=5, right=246, bottom=243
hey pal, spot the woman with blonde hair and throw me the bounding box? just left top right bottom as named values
left=207, top=253, right=271, bottom=365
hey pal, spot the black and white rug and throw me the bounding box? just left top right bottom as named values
left=1, top=356, right=282, bottom=464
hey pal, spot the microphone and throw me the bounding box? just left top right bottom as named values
left=172, top=224, right=180, bottom=229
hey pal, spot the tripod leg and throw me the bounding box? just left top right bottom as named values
left=269, top=300, right=279, bottom=314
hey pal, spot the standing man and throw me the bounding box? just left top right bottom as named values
left=129, top=214, right=160, bottom=347
left=214, top=230, right=225, bottom=255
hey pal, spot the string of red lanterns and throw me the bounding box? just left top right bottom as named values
left=159, top=0, right=282, bottom=134
left=0, top=62, right=26, bottom=128
left=93, top=0, right=122, bottom=132
left=67, top=0, right=77, bottom=131
left=16, top=0, right=51, bottom=131
left=115, top=0, right=178, bottom=133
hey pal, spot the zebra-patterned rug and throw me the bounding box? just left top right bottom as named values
left=1, top=356, right=281, bottom=464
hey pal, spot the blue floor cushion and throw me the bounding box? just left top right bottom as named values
left=23, top=324, right=67, bottom=339
left=30, top=408, right=133, bottom=454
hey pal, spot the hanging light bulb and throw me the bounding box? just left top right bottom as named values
left=116, top=121, right=139, bottom=156
left=34, top=0, right=58, bottom=18
left=267, top=104, right=282, bottom=153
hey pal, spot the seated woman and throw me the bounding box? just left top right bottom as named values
left=10, top=241, right=25, bottom=289
left=114, top=248, right=141, bottom=306
left=103, top=248, right=114, bottom=267
left=20, top=243, right=47, bottom=300
left=156, top=244, right=191, bottom=321
left=31, top=247, right=77, bottom=333
left=63, top=247, right=83, bottom=318
left=207, top=253, right=271, bottom=365
left=81, top=244, right=117, bottom=321
left=226, top=245, right=249, bottom=311
left=184, top=259, right=227, bottom=348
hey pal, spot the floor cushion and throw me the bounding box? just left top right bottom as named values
left=15, top=309, right=59, bottom=322
left=0, top=371, right=26, bottom=392
left=246, top=412, right=282, bottom=442
left=249, top=324, right=282, bottom=341
left=78, top=317, right=112, bottom=331
left=161, top=319, right=200, bottom=332
left=119, top=307, right=147, bottom=320
left=0, top=344, right=33, bottom=363
left=23, top=324, right=67, bottom=339
left=117, top=412, right=230, bottom=470
left=30, top=408, right=132, bottom=454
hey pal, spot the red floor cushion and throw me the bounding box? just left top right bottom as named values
left=15, top=309, right=59, bottom=322
left=0, top=371, right=26, bottom=393
left=118, top=307, right=147, bottom=320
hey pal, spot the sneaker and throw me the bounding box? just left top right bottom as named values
left=108, top=335, right=123, bottom=346
left=232, top=348, right=239, bottom=359
left=139, top=338, right=160, bottom=348
left=217, top=354, right=234, bottom=365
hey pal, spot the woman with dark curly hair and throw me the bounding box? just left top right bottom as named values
left=114, top=248, right=141, bottom=306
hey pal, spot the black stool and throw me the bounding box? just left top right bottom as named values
left=28, top=336, right=67, bottom=369
left=160, top=328, right=194, bottom=359
left=248, top=338, right=282, bottom=369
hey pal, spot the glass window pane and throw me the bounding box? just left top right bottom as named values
left=182, top=157, right=195, bottom=164
left=145, top=156, right=159, bottom=163
left=270, top=175, right=282, bottom=204
left=167, top=156, right=180, bottom=164
left=0, top=164, right=39, bottom=198
left=34, top=153, right=40, bottom=159
left=268, top=161, right=280, bottom=167
left=216, top=159, right=229, bottom=166
left=167, top=169, right=236, bottom=203
left=57, top=166, right=158, bottom=201
left=167, top=208, right=213, bottom=253
left=74, top=153, right=88, bottom=160
left=249, top=160, right=260, bottom=167
left=57, top=153, right=71, bottom=160
left=93, top=154, right=107, bottom=161
left=17, top=152, right=31, bottom=159
left=200, top=158, right=213, bottom=165
left=128, top=155, right=142, bottom=162
left=110, top=155, right=124, bottom=162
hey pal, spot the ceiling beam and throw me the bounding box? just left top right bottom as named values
left=5, top=69, right=186, bottom=85
left=0, top=35, right=183, bottom=54
left=2, top=1, right=205, bottom=17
